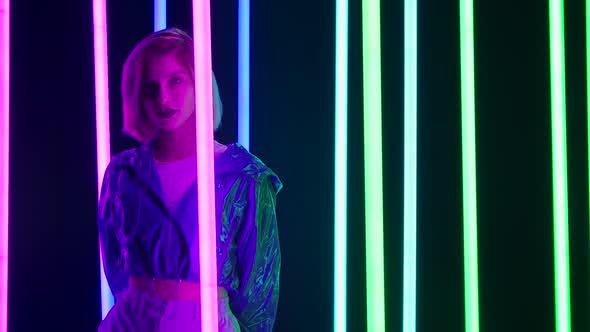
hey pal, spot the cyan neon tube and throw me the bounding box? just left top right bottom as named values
left=333, top=0, right=348, bottom=330
left=362, top=0, right=386, bottom=330
left=92, top=0, right=114, bottom=319
left=191, top=0, right=219, bottom=330
left=459, top=0, right=480, bottom=331
left=238, top=0, right=250, bottom=150
left=0, top=1, right=9, bottom=331
left=403, top=0, right=417, bottom=331
left=548, top=0, right=572, bottom=331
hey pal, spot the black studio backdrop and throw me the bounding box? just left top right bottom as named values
left=8, top=0, right=589, bottom=331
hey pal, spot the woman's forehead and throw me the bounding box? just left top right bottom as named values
left=143, top=52, right=188, bottom=80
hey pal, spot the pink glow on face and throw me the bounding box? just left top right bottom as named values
left=0, top=1, right=8, bottom=331
left=141, top=53, right=195, bottom=132
left=92, top=0, right=114, bottom=318
left=192, top=0, right=219, bottom=330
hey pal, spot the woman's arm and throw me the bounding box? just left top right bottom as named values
left=97, top=163, right=129, bottom=302
left=232, top=174, right=282, bottom=331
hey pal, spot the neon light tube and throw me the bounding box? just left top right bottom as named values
left=333, top=0, right=348, bottom=330
left=154, top=0, right=166, bottom=31
left=459, top=0, right=480, bottom=330
left=238, top=0, right=250, bottom=150
left=0, top=1, right=9, bottom=331
left=586, top=0, right=590, bottom=244
left=192, top=0, right=219, bottom=330
left=92, top=0, right=114, bottom=318
left=403, top=0, right=417, bottom=331
left=549, top=0, right=572, bottom=331
left=361, top=0, right=385, bottom=330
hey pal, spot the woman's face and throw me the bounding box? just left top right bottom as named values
left=141, top=51, right=195, bottom=132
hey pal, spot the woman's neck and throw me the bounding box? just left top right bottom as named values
left=152, top=113, right=227, bottom=162
left=152, top=113, right=195, bottom=161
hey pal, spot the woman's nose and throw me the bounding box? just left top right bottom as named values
left=157, top=87, right=172, bottom=106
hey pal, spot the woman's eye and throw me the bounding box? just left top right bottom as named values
left=172, top=77, right=182, bottom=85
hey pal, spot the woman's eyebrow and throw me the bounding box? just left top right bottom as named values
left=143, top=70, right=188, bottom=84
left=167, top=70, right=187, bottom=77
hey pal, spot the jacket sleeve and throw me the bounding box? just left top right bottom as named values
left=97, top=162, right=129, bottom=302
left=232, top=173, right=282, bottom=331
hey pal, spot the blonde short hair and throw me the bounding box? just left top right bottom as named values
left=121, top=28, right=223, bottom=143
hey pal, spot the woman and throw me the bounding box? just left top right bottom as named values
left=97, top=28, right=282, bottom=332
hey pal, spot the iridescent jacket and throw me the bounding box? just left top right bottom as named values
left=97, top=142, right=283, bottom=331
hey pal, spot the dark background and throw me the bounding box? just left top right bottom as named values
left=7, top=0, right=589, bottom=331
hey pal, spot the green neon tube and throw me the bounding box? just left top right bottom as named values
left=459, top=0, right=480, bottom=331
left=549, top=0, right=572, bottom=331
left=362, top=0, right=385, bottom=330
left=333, top=0, right=348, bottom=330
left=403, top=0, right=417, bottom=331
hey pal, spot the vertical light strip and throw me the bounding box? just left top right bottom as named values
left=403, top=0, right=417, bottom=331
left=333, top=0, right=348, bottom=329
left=549, top=0, right=572, bottom=331
left=154, top=0, right=166, bottom=31
left=192, top=1, right=218, bottom=331
left=586, top=0, right=590, bottom=242
left=92, top=0, right=114, bottom=319
left=459, top=0, right=480, bottom=331
left=361, top=0, right=385, bottom=330
left=0, top=1, right=9, bottom=331
left=238, top=0, right=250, bottom=150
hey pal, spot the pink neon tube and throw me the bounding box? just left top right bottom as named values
left=0, top=1, right=9, bottom=331
left=92, top=0, right=114, bottom=318
left=192, top=0, right=219, bottom=330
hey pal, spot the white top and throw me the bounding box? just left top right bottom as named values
left=154, top=154, right=197, bottom=210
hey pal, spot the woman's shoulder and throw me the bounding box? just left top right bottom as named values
left=105, top=144, right=150, bottom=171
left=110, top=144, right=147, bottom=166
left=99, top=146, right=148, bottom=204
left=220, top=143, right=283, bottom=194
left=102, top=144, right=150, bottom=183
